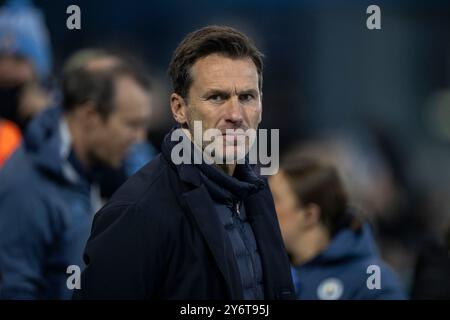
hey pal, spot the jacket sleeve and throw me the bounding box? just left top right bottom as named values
left=73, top=200, right=168, bottom=299
left=0, top=189, right=55, bottom=299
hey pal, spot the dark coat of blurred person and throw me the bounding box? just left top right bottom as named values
left=0, top=62, right=152, bottom=299
left=269, top=157, right=405, bottom=300
left=73, top=26, right=295, bottom=300
left=410, top=225, right=450, bottom=299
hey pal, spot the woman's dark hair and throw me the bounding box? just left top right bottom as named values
left=281, top=156, right=358, bottom=236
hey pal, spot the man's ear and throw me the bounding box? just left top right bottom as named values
left=170, top=93, right=188, bottom=125
left=303, top=203, right=321, bottom=229
left=76, top=102, right=103, bottom=129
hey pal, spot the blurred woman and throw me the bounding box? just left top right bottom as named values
left=269, top=156, right=405, bottom=300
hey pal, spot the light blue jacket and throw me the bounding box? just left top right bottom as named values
left=0, top=107, right=96, bottom=299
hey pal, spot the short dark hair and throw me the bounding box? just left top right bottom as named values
left=168, top=25, right=264, bottom=98
left=62, top=63, right=151, bottom=118
left=281, top=157, right=350, bottom=236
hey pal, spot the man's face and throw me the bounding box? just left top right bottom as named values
left=182, top=54, right=262, bottom=162
left=89, top=76, right=151, bottom=168
left=0, top=54, right=35, bottom=87
left=0, top=54, right=44, bottom=126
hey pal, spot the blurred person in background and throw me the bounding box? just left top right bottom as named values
left=269, top=155, right=405, bottom=300
left=0, top=0, right=53, bottom=167
left=407, top=88, right=450, bottom=299
left=283, top=132, right=416, bottom=291
left=61, top=48, right=157, bottom=199
left=0, top=0, right=53, bottom=130
left=0, top=53, right=152, bottom=299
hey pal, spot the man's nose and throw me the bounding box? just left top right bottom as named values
left=224, top=96, right=244, bottom=125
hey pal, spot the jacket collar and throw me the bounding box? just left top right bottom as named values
left=24, top=107, right=93, bottom=188
left=161, top=126, right=264, bottom=204
left=196, top=155, right=264, bottom=206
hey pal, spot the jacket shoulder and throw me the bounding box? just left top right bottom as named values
left=92, top=154, right=182, bottom=230
left=76, top=155, right=183, bottom=299
left=0, top=147, right=52, bottom=211
left=106, top=154, right=176, bottom=206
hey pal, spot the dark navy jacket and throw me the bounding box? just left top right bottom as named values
left=292, top=223, right=406, bottom=300
left=196, top=156, right=265, bottom=300
left=0, top=107, right=96, bottom=299
left=74, top=129, right=295, bottom=299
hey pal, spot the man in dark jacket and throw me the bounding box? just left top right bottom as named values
left=0, top=58, right=152, bottom=299
left=74, top=25, right=295, bottom=300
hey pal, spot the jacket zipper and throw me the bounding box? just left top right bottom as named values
left=235, top=201, right=241, bottom=217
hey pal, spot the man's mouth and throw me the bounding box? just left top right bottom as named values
left=222, top=132, right=247, bottom=145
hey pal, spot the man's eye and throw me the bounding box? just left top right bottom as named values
left=208, top=94, right=224, bottom=102
left=239, top=94, right=254, bottom=102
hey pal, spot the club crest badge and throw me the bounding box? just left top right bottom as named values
left=317, top=278, right=344, bottom=300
